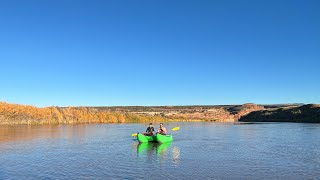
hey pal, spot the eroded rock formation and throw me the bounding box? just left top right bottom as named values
left=166, top=103, right=265, bottom=122
left=239, top=104, right=320, bottom=123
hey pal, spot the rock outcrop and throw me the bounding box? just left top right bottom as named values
left=239, top=104, right=320, bottom=123
left=234, top=103, right=265, bottom=120
left=166, top=103, right=264, bottom=122
left=168, top=107, right=235, bottom=122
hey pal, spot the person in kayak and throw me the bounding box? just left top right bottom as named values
left=144, top=123, right=154, bottom=136
left=157, top=123, right=167, bottom=135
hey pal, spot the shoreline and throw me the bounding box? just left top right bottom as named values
left=1, top=101, right=320, bottom=125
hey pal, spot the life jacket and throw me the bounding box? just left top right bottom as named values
left=146, top=126, right=154, bottom=133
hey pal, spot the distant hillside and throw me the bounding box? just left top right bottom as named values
left=0, top=101, right=317, bottom=125
left=162, top=103, right=264, bottom=122
left=239, top=104, right=320, bottom=123
left=84, top=105, right=238, bottom=113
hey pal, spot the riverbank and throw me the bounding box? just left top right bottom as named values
left=239, top=104, right=320, bottom=123
left=1, top=101, right=319, bottom=125
left=0, top=102, right=171, bottom=125
left=0, top=102, right=265, bottom=125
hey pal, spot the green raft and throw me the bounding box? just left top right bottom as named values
left=156, top=133, right=173, bottom=143
left=137, top=133, right=156, bottom=143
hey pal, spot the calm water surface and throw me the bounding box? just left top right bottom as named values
left=0, top=122, right=320, bottom=179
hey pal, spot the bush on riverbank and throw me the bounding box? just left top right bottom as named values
left=0, top=102, right=170, bottom=125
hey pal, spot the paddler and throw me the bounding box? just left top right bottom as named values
left=157, top=123, right=167, bottom=135
left=144, top=123, right=154, bottom=136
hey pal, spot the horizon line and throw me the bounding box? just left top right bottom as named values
left=0, top=101, right=308, bottom=108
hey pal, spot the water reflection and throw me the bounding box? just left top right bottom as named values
left=137, top=142, right=171, bottom=155
left=135, top=142, right=180, bottom=164
left=172, top=146, right=181, bottom=165
left=0, top=124, right=88, bottom=143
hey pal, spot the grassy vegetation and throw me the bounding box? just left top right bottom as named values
left=0, top=102, right=171, bottom=125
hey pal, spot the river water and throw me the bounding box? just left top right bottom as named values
left=0, top=122, right=319, bottom=179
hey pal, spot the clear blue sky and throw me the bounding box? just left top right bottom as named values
left=0, top=0, right=319, bottom=107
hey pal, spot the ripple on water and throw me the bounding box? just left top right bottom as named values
left=1, top=123, right=320, bottom=179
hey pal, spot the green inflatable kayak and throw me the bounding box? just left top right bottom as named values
left=137, top=133, right=156, bottom=143
left=156, top=133, right=173, bottom=143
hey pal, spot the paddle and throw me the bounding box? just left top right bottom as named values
left=171, top=126, right=180, bottom=131
left=132, top=126, right=180, bottom=137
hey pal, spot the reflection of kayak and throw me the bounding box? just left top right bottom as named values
left=157, top=142, right=172, bottom=154
left=137, top=143, right=154, bottom=153
left=137, top=142, right=171, bottom=155
left=137, top=133, right=156, bottom=143
left=156, top=133, right=173, bottom=143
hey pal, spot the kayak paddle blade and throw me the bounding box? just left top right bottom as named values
left=171, top=127, right=180, bottom=131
